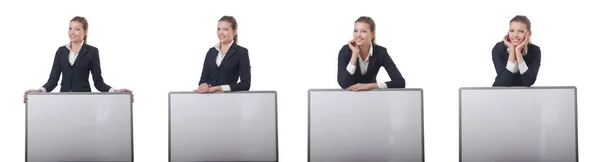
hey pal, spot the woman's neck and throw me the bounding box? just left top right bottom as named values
left=359, top=43, right=371, bottom=59
left=70, top=41, right=82, bottom=52
left=220, top=41, right=232, bottom=53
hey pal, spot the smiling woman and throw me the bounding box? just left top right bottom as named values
left=337, top=16, right=406, bottom=91
left=23, top=16, right=133, bottom=102
left=194, top=15, right=251, bottom=93
left=491, top=15, right=541, bottom=87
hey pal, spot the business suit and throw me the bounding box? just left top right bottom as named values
left=492, top=42, right=541, bottom=87
left=199, top=43, right=251, bottom=91
left=337, top=44, right=406, bottom=89
left=42, top=44, right=113, bottom=92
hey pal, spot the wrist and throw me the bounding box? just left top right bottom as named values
left=371, top=83, right=378, bottom=89
left=516, top=50, right=523, bottom=56
left=517, top=45, right=525, bottom=51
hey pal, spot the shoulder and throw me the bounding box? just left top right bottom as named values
left=492, top=41, right=507, bottom=55
left=53, top=46, right=68, bottom=57
left=340, top=44, right=350, bottom=51
left=337, top=44, right=353, bottom=59
left=373, top=44, right=388, bottom=54
left=372, top=44, right=391, bottom=60
left=528, top=43, right=541, bottom=53
left=338, top=44, right=351, bottom=54
left=83, top=44, right=98, bottom=50
left=234, top=44, right=249, bottom=54
left=492, top=41, right=505, bottom=50
left=56, top=46, right=68, bottom=53
left=82, top=44, right=100, bottom=54
left=206, top=46, right=218, bottom=54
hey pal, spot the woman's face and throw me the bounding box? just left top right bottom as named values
left=508, top=21, right=530, bottom=46
left=68, top=21, right=86, bottom=43
left=353, top=22, right=375, bottom=46
left=217, top=21, right=236, bottom=44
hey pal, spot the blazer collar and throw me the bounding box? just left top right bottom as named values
left=353, top=44, right=378, bottom=76
left=366, top=44, right=378, bottom=74
left=65, top=41, right=85, bottom=53
left=214, top=40, right=237, bottom=60
left=214, top=40, right=234, bottom=54
left=66, top=42, right=89, bottom=66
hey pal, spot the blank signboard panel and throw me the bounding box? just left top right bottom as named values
left=460, top=87, right=577, bottom=162
left=26, top=93, right=133, bottom=162
left=309, top=89, right=424, bottom=162
left=169, top=92, right=278, bottom=162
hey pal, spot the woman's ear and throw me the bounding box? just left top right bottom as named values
left=372, top=31, right=376, bottom=40
left=528, top=31, right=532, bottom=36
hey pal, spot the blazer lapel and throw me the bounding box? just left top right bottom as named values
left=225, top=44, right=237, bottom=60
left=220, top=44, right=237, bottom=68
left=365, top=47, right=378, bottom=76
left=73, top=45, right=89, bottom=66
left=355, top=60, right=363, bottom=76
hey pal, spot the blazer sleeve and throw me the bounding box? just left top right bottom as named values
left=520, top=46, right=541, bottom=86
left=199, top=49, right=212, bottom=85
left=90, top=48, right=112, bottom=92
left=337, top=45, right=357, bottom=89
left=380, top=49, right=406, bottom=88
left=42, top=48, right=62, bottom=92
left=229, top=48, right=251, bottom=91
left=492, top=43, right=516, bottom=87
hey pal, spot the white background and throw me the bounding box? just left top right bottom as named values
left=1, top=0, right=599, bottom=161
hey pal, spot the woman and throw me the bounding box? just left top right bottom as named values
left=194, top=16, right=251, bottom=93
left=24, top=16, right=132, bottom=101
left=492, top=15, right=541, bottom=87
left=337, top=16, right=406, bottom=91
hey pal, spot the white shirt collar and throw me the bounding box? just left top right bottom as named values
left=65, top=41, right=85, bottom=53
left=214, top=40, right=235, bottom=54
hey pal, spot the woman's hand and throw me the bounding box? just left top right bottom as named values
left=23, top=89, right=43, bottom=103
left=504, top=34, right=517, bottom=63
left=348, top=39, right=359, bottom=55
left=348, top=39, right=360, bottom=66
left=115, top=88, right=134, bottom=102
left=206, top=86, right=222, bottom=93
left=503, top=34, right=515, bottom=50
left=516, top=33, right=530, bottom=52
left=515, top=33, right=530, bottom=64
left=347, top=83, right=377, bottom=91
left=193, top=83, right=210, bottom=93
